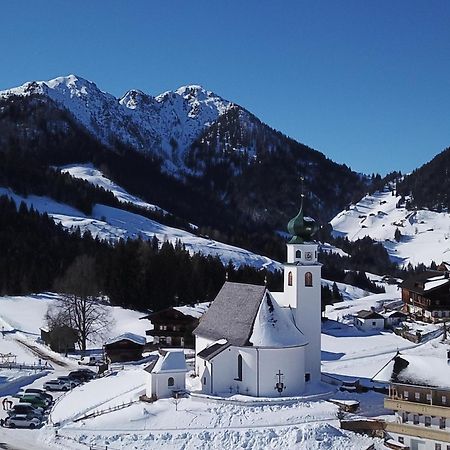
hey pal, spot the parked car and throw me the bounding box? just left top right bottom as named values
left=43, top=379, right=72, bottom=391
left=7, top=404, right=43, bottom=418
left=78, top=355, right=102, bottom=366
left=68, top=369, right=96, bottom=382
left=57, top=376, right=81, bottom=387
left=19, top=395, right=48, bottom=409
left=23, top=388, right=53, bottom=403
left=5, top=414, right=42, bottom=429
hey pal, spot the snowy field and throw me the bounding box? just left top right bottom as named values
left=331, top=188, right=450, bottom=266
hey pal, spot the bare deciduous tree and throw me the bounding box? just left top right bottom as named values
left=48, top=255, right=113, bottom=351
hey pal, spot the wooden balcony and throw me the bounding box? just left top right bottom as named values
left=385, top=422, right=450, bottom=442
left=385, top=397, right=450, bottom=419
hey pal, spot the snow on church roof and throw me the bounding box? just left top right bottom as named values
left=194, top=281, right=308, bottom=349
left=249, top=292, right=308, bottom=348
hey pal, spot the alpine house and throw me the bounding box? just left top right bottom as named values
left=193, top=197, right=322, bottom=397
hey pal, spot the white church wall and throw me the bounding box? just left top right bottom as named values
left=201, top=346, right=306, bottom=397
left=257, top=346, right=306, bottom=396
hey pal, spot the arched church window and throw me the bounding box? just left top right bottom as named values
left=168, top=377, right=174, bottom=387
left=288, top=271, right=293, bottom=286
left=305, top=272, right=313, bottom=287
left=295, top=250, right=301, bottom=259
left=237, top=354, right=243, bottom=381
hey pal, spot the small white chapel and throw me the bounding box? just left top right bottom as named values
left=193, top=198, right=322, bottom=397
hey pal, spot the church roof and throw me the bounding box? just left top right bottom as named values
left=193, top=282, right=266, bottom=346
left=249, top=292, right=308, bottom=348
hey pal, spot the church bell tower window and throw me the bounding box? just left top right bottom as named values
left=305, top=272, right=312, bottom=287
left=295, top=250, right=301, bottom=259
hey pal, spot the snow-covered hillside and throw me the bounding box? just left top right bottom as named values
left=60, top=163, right=166, bottom=213
left=0, top=75, right=234, bottom=174
left=331, top=188, right=450, bottom=267
left=0, top=183, right=280, bottom=271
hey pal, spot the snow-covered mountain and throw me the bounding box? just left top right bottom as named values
left=0, top=75, right=233, bottom=174
left=331, top=187, right=450, bottom=267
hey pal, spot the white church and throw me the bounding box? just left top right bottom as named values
left=193, top=200, right=322, bottom=397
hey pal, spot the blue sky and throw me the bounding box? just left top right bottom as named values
left=1, top=1, right=449, bottom=175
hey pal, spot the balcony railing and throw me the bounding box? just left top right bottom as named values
left=385, top=398, right=450, bottom=419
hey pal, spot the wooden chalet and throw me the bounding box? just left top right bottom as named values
left=104, top=333, right=146, bottom=363
left=141, top=303, right=209, bottom=348
left=401, top=269, right=450, bottom=322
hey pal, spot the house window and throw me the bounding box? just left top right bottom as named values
left=168, top=377, right=174, bottom=387
left=295, top=250, right=301, bottom=259
left=404, top=390, right=409, bottom=400
left=372, top=321, right=376, bottom=326
left=440, top=417, right=446, bottom=429
left=237, top=354, right=243, bottom=381
left=435, top=444, right=441, bottom=450
left=415, top=392, right=421, bottom=401
left=442, top=395, right=447, bottom=404
left=426, top=393, right=432, bottom=402
left=425, top=416, right=431, bottom=427
left=305, top=373, right=310, bottom=382
left=413, top=414, right=419, bottom=424
left=402, top=412, right=408, bottom=423
left=305, top=272, right=312, bottom=287
left=398, top=437, right=404, bottom=444
left=288, top=271, right=293, bottom=286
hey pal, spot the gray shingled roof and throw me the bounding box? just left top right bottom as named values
left=193, top=282, right=266, bottom=346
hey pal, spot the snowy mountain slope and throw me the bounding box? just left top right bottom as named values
left=60, top=163, right=167, bottom=213
left=0, top=187, right=280, bottom=271
left=330, top=188, right=450, bottom=267
left=0, top=75, right=232, bottom=174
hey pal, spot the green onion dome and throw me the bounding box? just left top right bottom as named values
left=287, top=199, right=318, bottom=244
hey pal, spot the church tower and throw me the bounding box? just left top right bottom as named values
left=283, top=194, right=322, bottom=383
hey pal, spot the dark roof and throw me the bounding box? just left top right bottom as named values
left=400, top=270, right=445, bottom=292
left=197, top=342, right=230, bottom=361
left=356, top=310, right=384, bottom=319
left=193, top=281, right=266, bottom=346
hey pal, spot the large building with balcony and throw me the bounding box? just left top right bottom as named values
left=375, top=352, right=450, bottom=450
left=401, top=270, right=450, bottom=322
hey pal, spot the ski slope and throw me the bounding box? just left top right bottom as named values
left=331, top=188, right=450, bottom=267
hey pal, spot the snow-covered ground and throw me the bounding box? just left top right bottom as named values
left=330, top=188, right=450, bottom=267
left=0, top=284, right=437, bottom=449
left=0, top=185, right=280, bottom=271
